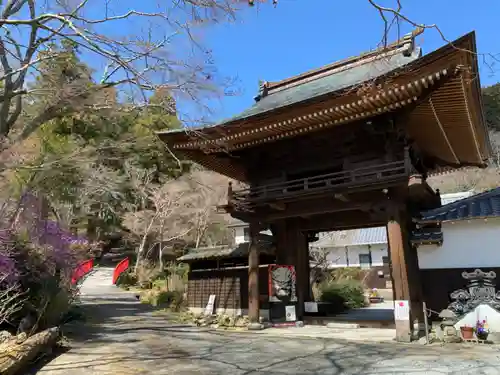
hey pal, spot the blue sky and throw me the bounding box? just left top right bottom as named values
left=197, top=0, right=500, bottom=123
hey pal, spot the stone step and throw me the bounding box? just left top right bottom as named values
left=326, top=322, right=360, bottom=329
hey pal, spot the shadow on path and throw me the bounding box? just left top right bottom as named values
left=32, top=268, right=500, bottom=375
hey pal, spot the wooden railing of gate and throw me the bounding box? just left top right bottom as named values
left=229, top=156, right=413, bottom=208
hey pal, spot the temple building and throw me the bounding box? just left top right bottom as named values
left=158, top=30, right=491, bottom=341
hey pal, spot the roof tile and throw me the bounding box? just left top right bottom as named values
left=418, top=187, right=500, bottom=223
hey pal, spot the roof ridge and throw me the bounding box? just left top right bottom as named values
left=442, top=187, right=499, bottom=208
left=255, top=28, right=423, bottom=102
left=419, top=187, right=500, bottom=220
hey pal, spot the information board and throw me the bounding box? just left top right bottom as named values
left=285, top=305, right=297, bottom=321
left=204, top=294, right=216, bottom=315
left=394, top=300, right=410, bottom=321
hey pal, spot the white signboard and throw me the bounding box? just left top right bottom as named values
left=204, top=294, right=216, bottom=315
left=394, top=300, right=410, bottom=321
left=304, top=302, right=318, bottom=313
left=285, top=305, right=297, bottom=322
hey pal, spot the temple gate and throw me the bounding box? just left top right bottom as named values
left=158, top=30, right=491, bottom=341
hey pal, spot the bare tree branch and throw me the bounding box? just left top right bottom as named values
left=0, top=0, right=246, bottom=148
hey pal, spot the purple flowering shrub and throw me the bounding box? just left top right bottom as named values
left=0, top=192, right=94, bottom=331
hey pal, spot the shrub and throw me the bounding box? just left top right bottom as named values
left=320, top=279, right=366, bottom=311
left=140, top=289, right=185, bottom=311
left=115, top=271, right=138, bottom=288
left=331, top=267, right=366, bottom=282
left=0, top=233, right=80, bottom=333
left=152, top=279, right=168, bottom=290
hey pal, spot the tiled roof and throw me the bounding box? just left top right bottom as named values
left=417, top=187, right=500, bottom=223
left=224, top=46, right=421, bottom=124
left=310, top=226, right=387, bottom=248
left=160, top=34, right=421, bottom=136
left=439, top=191, right=475, bottom=205
left=226, top=218, right=247, bottom=228
left=177, top=234, right=274, bottom=262
left=410, top=229, right=443, bottom=245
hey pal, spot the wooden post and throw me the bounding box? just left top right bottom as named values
left=227, top=181, right=234, bottom=208
left=273, top=219, right=310, bottom=321
left=284, top=219, right=309, bottom=321
left=248, top=222, right=262, bottom=330
left=295, top=228, right=311, bottom=318
left=386, top=204, right=424, bottom=342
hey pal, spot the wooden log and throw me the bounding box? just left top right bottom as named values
left=0, top=327, right=59, bottom=375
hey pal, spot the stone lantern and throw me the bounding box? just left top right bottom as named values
left=438, top=309, right=460, bottom=343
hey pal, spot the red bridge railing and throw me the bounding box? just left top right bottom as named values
left=71, top=259, right=94, bottom=285
left=112, top=257, right=130, bottom=284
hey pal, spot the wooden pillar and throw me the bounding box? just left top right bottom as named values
left=285, top=218, right=309, bottom=321
left=272, top=219, right=310, bottom=321
left=387, top=204, right=424, bottom=342
left=295, top=230, right=311, bottom=316
left=248, top=222, right=262, bottom=329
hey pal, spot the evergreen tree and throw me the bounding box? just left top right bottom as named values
left=482, top=83, right=500, bottom=132
left=15, top=42, right=188, bottom=241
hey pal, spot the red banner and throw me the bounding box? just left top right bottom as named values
left=71, top=259, right=94, bottom=285
left=112, top=257, right=130, bottom=284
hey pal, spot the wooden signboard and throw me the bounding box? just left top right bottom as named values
left=204, top=294, right=216, bottom=315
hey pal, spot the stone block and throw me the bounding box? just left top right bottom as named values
left=326, top=322, right=360, bottom=329
left=247, top=322, right=264, bottom=331
left=395, top=320, right=412, bottom=342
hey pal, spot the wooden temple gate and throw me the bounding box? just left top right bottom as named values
left=158, top=30, right=491, bottom=341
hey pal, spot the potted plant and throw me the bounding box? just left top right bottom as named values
left=475, top=319, right=489, bottom=340
left=368, top=288, right=383, bottom=303
left=460, top=324, right=474, bottom=339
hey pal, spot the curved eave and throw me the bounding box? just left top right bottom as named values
left=157, top=32, right=491, bottom=180
left=165, top=67, right=453, bottom=152
left=405, top=31, right=490, bottom=168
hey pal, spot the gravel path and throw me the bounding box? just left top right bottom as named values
left=33, top=268, right=500, bottom=375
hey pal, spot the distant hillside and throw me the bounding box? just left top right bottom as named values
left=428, top=166, right=500, bottom=194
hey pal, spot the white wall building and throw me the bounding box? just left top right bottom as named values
left=229, top=220, right=272, bottom=245
left=310, top=191, right=475, bottom=269
left=228, top=190, right=477, bottom=271
left=417, top=217, right=500, bottom=270
left=413, top=187, right=500, bottom=330
left=311, top=227, right=388, bottom=269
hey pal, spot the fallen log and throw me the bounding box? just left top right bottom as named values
left=0, top=327, right=59, bottom=375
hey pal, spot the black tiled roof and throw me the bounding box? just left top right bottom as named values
left=417, top=187, right=500, bottom=223
left=411, top=229, right=443, bottom=245
left=177, top=234, right=274, bottom=262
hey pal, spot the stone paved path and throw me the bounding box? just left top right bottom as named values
left=34, top=267, right=500, bottom=374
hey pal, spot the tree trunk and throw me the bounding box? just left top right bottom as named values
left=134, top=215, right=157, bottom=273
left=159, top=220, right=164, bottom=271
left=0, top=327, right=59, bottom=375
